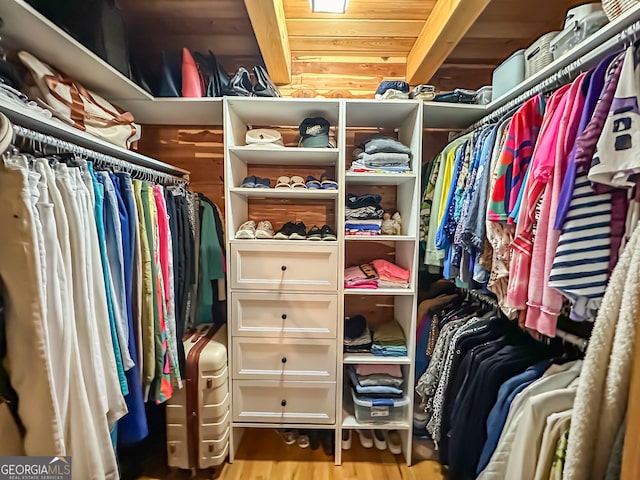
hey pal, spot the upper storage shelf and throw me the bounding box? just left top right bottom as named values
left=0, top=0, right=152, bottom=102
left=225, top=97, right=341, bottom=127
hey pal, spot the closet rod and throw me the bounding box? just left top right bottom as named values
left=555, top=329, right=589, bottom=352
left=455, top=15, right=640, bottom=139
left=12, top=124, right=188, bottom=186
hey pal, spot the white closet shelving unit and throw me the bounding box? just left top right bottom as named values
left=223, top=97, right=344, bottom=463
left=338, top=99, right=422, bottom=466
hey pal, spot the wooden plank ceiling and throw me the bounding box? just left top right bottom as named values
left=120, top=0, right=587, bottom=99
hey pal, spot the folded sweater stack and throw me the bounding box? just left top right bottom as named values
left=344, top=259, right=410, bottom=290
left=371, top=320, right=407, bottom=357
left=349, top=364, right=404, bottom=398
left=345, top=193, right=385, bottom=235
left=350, top=136, right=412, bottom=173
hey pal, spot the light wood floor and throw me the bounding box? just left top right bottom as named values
left=140, top=429, right=446, bottom=480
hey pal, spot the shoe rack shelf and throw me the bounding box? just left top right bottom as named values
left=345, top=172, right=417, bottom=185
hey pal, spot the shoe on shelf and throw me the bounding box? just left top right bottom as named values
left=240, top=175, right=257, bottom=188
left=342, top=430, right=352, bottom=450
left=290, top=175, right=308, bottom=189
left=254, top=177, right=271, bottom=188
left=321, top=224, right=337, bottom=241
left=373, top=430, right=387, bottom=451
left=356, top=429, right=373, bottom=449
left=255, top=220, right=274, bottom=239
left=289, top=221, right=307, bottom=240
left=307, top=225, right=323, bottom=241
left=297, top=430, right=310, bottom=449
left=277, top=429, right=298, bottom=446
left=274, top=221, right=296, bottom=239
left=320, top=172, right=338, bottom=190
left=306, top=175, right=322, bottom=189
left=386, top=430, right=402, bottom=455
left=235, top=220, right=256, bottom=239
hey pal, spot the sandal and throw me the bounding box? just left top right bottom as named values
left=306, top=175, right=322, bottom=189
left=320, top=172, right=338, bottom=190
left=290, top=175, right=307, bottom=189
left=275, top=176, right=291, bottom=188
left=240, top=175, right=257, bottom=188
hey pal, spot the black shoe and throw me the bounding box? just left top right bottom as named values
left=309, top=430, right=320, bottom=451
left=307, top=225, right=322, bottom=241
left=321, top=225, right=337, bottom=241
left=321, top=431, right=335, bottom=456
left=289, top=221, right=307, bottom=240
left=274, top=221, right=296, bottom=240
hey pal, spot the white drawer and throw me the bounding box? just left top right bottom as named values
left=230, top=244, right=338, bottom=291
left=232, top=380, right=335, bottom=424
left=232, top=338, right=336, bottom=381
left=231, top=292, right=338, bottom=338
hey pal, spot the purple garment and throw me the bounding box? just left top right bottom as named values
left=555, top=55, right=615, bottom=230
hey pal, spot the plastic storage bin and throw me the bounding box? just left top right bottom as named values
left=525, top=31, right=560, bottom=78
left=476, top=86, right=493, bottom=105
left=602, top=0, right=639, bottom=21
left=351, top=389, right=409, bottom=423
left=551, top=11, right=609, bottom=60
left=491, top=50, right=525, bottom=102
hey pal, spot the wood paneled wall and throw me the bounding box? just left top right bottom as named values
left=137, top=126, right=451, bottom=215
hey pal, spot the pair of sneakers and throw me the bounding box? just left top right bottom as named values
left=307, top=224, right=337, bottom=241
left=235, top=220, right=274, bottom=239
left=274, top=221, right=307, bottom=240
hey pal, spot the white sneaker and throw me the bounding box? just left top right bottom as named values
left=235, top=220, right=256, bottom=239
left=373, top=429, right=387, bottom=450
left=386, top=430, right=402, bottom=454
left=255, top=220, right=274, bottom=239
left=356, top=429, right=373, bottom=449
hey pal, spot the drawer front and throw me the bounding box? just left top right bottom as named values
left=232, top=380, right=335, bottom=424
left=232, top=338, right=336, bottom=381
left=231, top=292, right=338, bottom=338
left=230, top=244, right=338, bottom=291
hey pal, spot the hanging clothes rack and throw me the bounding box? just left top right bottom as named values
left=555, top=329, right=589, bottom=352
left=11, top=124, right=188, bottom=187
left=454, top=14, right=640, bottom=140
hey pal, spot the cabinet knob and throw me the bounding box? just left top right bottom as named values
left=281, top=313, right=287, bottom=320
left=281, top=265, right=287, bottom=271
left=281, top=356, right=287, bottom=364
left=281, top=399, right=287, bottom=407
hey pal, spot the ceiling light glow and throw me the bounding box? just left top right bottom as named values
left=309, top=0, right=349, bottom=14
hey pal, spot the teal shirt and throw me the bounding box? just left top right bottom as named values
left=197, top=201, right=224, bottom=324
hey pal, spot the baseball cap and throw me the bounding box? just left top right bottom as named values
left=299, top=117, right=334, bottom=148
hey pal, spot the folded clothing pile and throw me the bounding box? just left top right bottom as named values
left=433, top=88, right=477, bottom=104
left=351, top=136, right=412, bottom=174
left=344, top=263, right=379, bottom=289
left=344, top=314, right=372, bottom=353
left=346, top=193, right=384, bottom=235
left=371, top=259, right=410, bottom=289
left=371, top=320, right=407, bottom=357
left=349, top=364, right=404, bottom=397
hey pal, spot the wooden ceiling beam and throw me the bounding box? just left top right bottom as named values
left=406, top=0, right=492, bottom=84
left=244, top=0, right=292, bottom=84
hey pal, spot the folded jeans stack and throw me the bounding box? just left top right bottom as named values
left=371, top=320, right=408, bottom=357
left=351, top=136, right=412, bottom=174
left=346, top=193, right=385, bottom=235
left=344, top=314, right=373, bottom=353
left=371, top=259, right=410, bottom=289
left=348, top=365, right=404, bottom=397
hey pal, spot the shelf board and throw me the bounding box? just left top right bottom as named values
left=0, top=98, right=188, bottom=176
left=117, top=97, right=223, bottom=126
left=422, top=102, right=487, bottom=130
left=226, top=97, right=341, bottom=126
left=343, top=353, right=411, bottom=365
left=229, top=146, right=339, bottom=165
left=229, top=238, right=339, bottom=246
left=0, top=0, right=152, bottom=102
left=229, top=187, right=339, bottom=199
left=345, top=173, right=417, bottom=185
left=345, top=99, right=421, bottom=128
left=345, top=235, right=415, bottom=242
left=341, top=415, right=411, bottom=430
left=344, top=288, right=414, bottom=296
